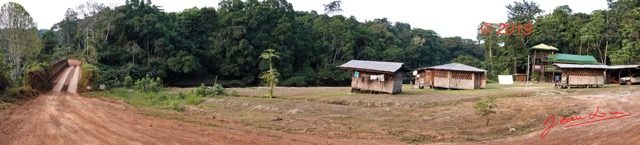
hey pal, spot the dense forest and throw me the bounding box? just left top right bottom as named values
left=2, top=0, right=640, bottom=91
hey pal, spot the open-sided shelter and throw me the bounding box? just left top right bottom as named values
left=553, top=63, right=607, bottom=89
left=416, top=63, right=487, bottom=90
left=338, top=60, right=411, bottom=94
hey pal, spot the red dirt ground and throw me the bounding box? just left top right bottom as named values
left=0, top=92, right=402, bottom=145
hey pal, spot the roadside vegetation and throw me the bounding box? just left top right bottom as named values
left=86, top=75, right=228, bottom=112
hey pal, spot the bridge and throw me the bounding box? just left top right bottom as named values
left=49, top=59, right=83, bottom=93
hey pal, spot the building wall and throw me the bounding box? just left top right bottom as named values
left=431, top=70, right=482, bottom=90
left=351, top=71, right=401, bottom=94
left=563, top=69, right=605, bottom=85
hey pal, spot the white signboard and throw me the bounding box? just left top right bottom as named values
left=498, top=75, right=514, bottom=84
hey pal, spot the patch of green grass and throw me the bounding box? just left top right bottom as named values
left=85, top=87, right=224, bottom=112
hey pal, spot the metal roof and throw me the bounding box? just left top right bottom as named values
left=419, top=63, right=486, bottom=72
left=553, top=63, right=610, bottom=69
left=531, top=44, right=559, bottom=51
left=608, top=65, right=640, bottom=69
left=546, top=53, right=600, bottom=64
left=338, top=60, right=410, bottom=73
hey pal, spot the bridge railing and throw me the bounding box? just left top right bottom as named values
left=49, top=59, right=69, bottom=84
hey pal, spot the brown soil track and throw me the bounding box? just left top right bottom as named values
left=0, top=92, right=393, bottom=145
left=0, top=60, right=396, bottom=144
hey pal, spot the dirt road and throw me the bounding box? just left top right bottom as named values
left=0, top=62, right=396, bottom=145
left=1, top=92, right=389, bottom=145
left=0, top=92, right=397, bottom=145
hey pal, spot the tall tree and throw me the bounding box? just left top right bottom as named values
left=0, top=2, right=41, bottom=82
left=323, top=0, right=342, bottom=14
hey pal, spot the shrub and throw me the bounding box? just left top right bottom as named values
left=0, top=64, right=12, bottom=93
left=134, top=74, right=163, bottom=92
left=474, top=96, right=498, bottom=126
left=185, top=94, right=204, bottom=105
left=212, top=84, right=226, bottom=95
left=123, top=75, right=134, bottom=88
left=230, top=90, right=239, bottom=96
left=79, top=64, right=99, bottom=93
left=192, top=83, right=226, bottom=97
left=6, top=86, right=40, bottom=100
left=169, top=101, right=185, bottom=112
left=24, top=62, right=50, bottom=92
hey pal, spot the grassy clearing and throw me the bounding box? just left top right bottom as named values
left=85, top=83, right=634, bottom=143
left=84, top=87, right=223, bottom=112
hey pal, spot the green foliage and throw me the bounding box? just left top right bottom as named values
left=5, top=86, right=39, bottom=100
left=87, top=88, right=216, bottom=112
left=123, top=75, right=134, bottom=88
left=167, top=51, right=201, bottom=74
left=473, top=96, right=498, bottom=126
left=134, top=74, right=163, bottom=93
left=193, top=83, right=226, bottom=97
left=0, top=65, right=11, bottom=93
left=185, top=95, right=204, bottom=105
left=170, top=101, right=185, bottom=112
left=282, top=76, right=307, bottom=87
left=260, top=49, right=280, bottom=98
left=79, top=64, right=99, bottom=93
left=451, top=55, right=483, bottom=69
left=22, top=62, right=49, bottom=92
left=230, top=90, right=239, bottom=96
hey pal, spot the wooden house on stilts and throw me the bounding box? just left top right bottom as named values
left=415, top=63, right=487, bottom=90
left=338, top=60, right=411, bottom=94
left=553, top=63, right=607, bottom=89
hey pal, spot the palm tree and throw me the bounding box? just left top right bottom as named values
left=126, top=41, right=144, bottom=64
left=260, top=49, right=279, bottom=98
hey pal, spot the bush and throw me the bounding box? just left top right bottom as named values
left=123, top=75, right=134, bottom=88
left=0, top=65, right=12, bottom=93
left=6, top=86, right=40, bottom=100
left=474, top=96, right=498, bottom=126
left=24, top=62, right=50, bottom=92
left=79, top=64, right=99, bottom=93
left=170, top=101, right=185, bottom=112
left=212, top=84, right=226, bottom=95
left=230, top=90, right=239, bottom=96
left=134, top=74, right=163, bottom=92
left=185, top=94, right=204, bottom=105
left=192, top=83, right=226, bottom=97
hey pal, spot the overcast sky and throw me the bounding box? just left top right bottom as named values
left=3, top=0, right=608, bottom=40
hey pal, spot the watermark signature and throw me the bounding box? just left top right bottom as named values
left=479, top=22, right=533, bottom=36
left=539, top=106, right=632, bottom=139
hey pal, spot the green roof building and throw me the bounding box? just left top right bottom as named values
left=545, top=53, right=600, bottom=64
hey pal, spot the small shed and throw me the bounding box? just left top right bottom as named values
left=553, top=63, right=607, bottom=89
left=338, top=60, right=411, bottom=94
left=416, top=63, right=487, bottom=90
